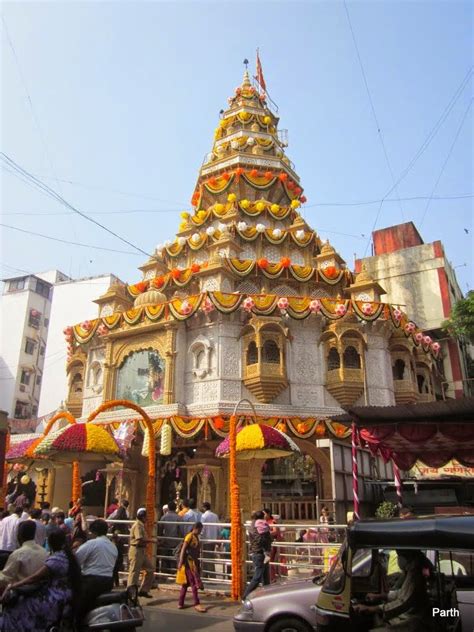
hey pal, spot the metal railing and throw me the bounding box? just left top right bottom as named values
left=103, top=518, right=345, bottom=590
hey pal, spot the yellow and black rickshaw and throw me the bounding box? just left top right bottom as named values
left=315, top=515, right=474, bottom=632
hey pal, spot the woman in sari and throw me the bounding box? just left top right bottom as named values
left=0, top=528, right=82, bottom=631
left=176, top=521, right=207, bottom=612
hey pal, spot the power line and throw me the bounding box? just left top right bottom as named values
left=1, top=194, right=472, bottom=217
left=0, top=223, right=142, bottom=255
left=1, top=153, right=153, bottom=257
left=363, top=67, right=473, bottom=255
left=419, top=98, right=473, bottom=227
left=343, top=0, right=405, bottom=221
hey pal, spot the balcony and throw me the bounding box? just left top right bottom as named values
left=244, top=361, right=288, bottom=403
left=394, top=379, right=418, bottom=404
left=326, top=368, right=364, bottom=407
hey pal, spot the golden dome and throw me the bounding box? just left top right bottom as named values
left=134, top=289, right=167, bottom=307
left=320, top=239, right=336, bottom=255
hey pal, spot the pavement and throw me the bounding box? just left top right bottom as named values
left=141, top=585, right=239, bottom=632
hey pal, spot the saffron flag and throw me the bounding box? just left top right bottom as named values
left=255, top=51, right=266, bottom=93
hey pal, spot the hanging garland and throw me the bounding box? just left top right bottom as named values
left=69, top=291, right=439, bottom=359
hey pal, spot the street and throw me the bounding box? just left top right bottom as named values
left=142, top=591, right=239, bottom=632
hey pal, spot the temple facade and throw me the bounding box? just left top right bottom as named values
left=58, top=69, right=442, bottom=522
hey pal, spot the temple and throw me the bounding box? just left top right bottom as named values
left=44, top=66, right=442, bottom=521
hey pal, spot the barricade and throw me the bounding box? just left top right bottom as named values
left=103, top=518, right=345, bottom=590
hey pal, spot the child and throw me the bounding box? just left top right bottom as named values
left=254, top=516, right=272, bottom=565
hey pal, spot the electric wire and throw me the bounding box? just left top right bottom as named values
left=0, top=223, right=142, bottom=255
left=1, top=153, right=152, bottom=257
left=343, top=0, right=405, bottom=221
left=419, top=98, right=473, bottom=228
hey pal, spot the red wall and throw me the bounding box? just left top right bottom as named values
left=373, top=222, right=424, bottom=255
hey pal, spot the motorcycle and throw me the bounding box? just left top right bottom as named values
left=1, top=584, right=144, bottom=632
left=78, top=585, right=145, bottom=631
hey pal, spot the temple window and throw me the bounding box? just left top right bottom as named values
left=417, top=374, right=426, bottom=393
left=343, top=346, right=361, bottom=369
left=246, top=341, right=258, bottom=365
left=262, top=339, right=280, bottom=363
left=392, top=359, right=405, bottom=380
left=242, top=318, right=288, bottom=402
left=327, top=347, right=340, bottom=370
left=196, top=349, right=205, bottom=369
left=71, top=373, right=83, bottom=394
left=115, top=349, right=165, bottom=406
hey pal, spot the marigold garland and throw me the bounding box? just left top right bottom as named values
left=229, top=415, right=243, bottom=600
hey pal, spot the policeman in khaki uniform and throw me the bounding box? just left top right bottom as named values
left=127, top=508, right=156, bottom=597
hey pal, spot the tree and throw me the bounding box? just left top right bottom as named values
left=442, top=291, right=474, bottom=343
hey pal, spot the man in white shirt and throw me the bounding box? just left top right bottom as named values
left=76, top=518, right=118, bottom=619
left=201, top=502, right=219, bottom=577
left=0, top=520, right=48, bottom=589
left=0, top=507, right=22, bottom=552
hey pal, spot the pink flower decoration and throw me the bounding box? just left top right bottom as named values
left=335, top=303, right=347, bottom=316
left=415, top=332, right=424, bottom=343
left=362, top=303, right=373, bottom=315
left=277, top=297, right=289, bottom=311
left=63, top=326, right=73, bottom=335
left=81, top=320, right=92, bottom=331
left=431, top=342, right=441, bottom=353
left=393, top=308, right=402, bottom=321
left=309, top=299, right=321, bottom=313
left=201, top=297, right=215, bottom=314
left=242, top=297, right=255, bottom=312
left=423, top=335, right=432, bottom=345
left=181, top=300, right=193, bottom=315
left=97, top=324, right=108, bottom=336
left=405, top=322, right=416, bottom=333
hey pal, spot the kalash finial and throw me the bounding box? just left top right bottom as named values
left=242, top=58, right=251, bottom=88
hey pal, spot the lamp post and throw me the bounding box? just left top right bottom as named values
left=229, top=398, right=257, bottom=601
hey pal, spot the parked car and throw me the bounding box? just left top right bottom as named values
left=234, top=574, right=326, bottom=632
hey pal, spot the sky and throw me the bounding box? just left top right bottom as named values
left=1, top=0, right=473, bottom=293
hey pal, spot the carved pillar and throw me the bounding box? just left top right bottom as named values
left=103, top=339, right=115, bottom=401
left=164, top=326, right=177, bottom=404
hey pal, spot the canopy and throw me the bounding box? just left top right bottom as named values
left=34, top=423, right=121, bottom=462
left=216, top=424, right=300, bottom=460
left=333, top=398, right=474, bottom=470
left=348, top=515, right=474, bottom=551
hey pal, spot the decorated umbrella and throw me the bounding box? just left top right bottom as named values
left=215, top=424, right=300, bottom=460
left=34, top=423, right=121, bottom=463
left=216, top=400, right=301, bottom=602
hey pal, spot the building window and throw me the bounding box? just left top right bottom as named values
left=392, top=359, right=405, bottom=381
left=14, top=401, right=30, bottom=419
left=36, top=375, right=42, bottom=386
left=327, top=347, right=340, bottom=370
left=28, top=309, right=42, bottom=328
left=32, top=405, right=38, bottom=416
left=246, top=341, right=258, bottom=365
left=39, top=346, right=45, bottom=356
left=115, top=349, right=166, bottom=406
left=262, top=340, right=280, bottom=363
left=24, top=338, right=35, bottom=355
left=8, top=278, right=26, bottom=292
left=71, top=373, right=83, bottom=394
left=34, top=279, right=50, bottom=299
left=20, top=370, right=31, bottom=386
left=343, top=346, right=361, bottom=369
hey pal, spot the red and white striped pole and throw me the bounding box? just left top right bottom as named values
left=351, top=422, right=360, bottom=520
left=393, top=461, right=403, bottom=508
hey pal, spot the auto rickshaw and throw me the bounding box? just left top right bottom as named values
left=315, top=515, right=474, bottom=632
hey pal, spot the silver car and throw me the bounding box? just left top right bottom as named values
left=233, top=575, right=325, bottom=632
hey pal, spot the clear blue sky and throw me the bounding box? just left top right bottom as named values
left=2, top=1, right=472, bottom=292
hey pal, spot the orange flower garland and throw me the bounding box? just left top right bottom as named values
left=229, top=414, right=243, bottom=600
left=72, top=461, right=82, bottom=501
left=88, top=399, right=156, bottom=552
